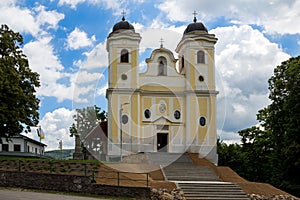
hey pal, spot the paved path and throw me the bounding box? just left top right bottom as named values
left=0, top=188, right=115, bottom=200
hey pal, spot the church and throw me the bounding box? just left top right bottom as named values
left=105, top=14, right=218, bottom=164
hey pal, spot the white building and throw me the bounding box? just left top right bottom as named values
left=0, top=134, right=47, bottom=157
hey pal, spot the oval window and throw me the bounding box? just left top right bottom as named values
left=122, top=115, right=128, bottom=124
left=199, top=75, right=204, bottom=82
left=144, top=109, right=151, bottom=119
left=121, top=74, right=127, bottom=80
left=174, top=110, right=181, bottom=119
left=199, top=116, right=206, bottom=126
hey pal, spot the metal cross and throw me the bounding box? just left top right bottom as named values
left=193, top=10, right=198, bottom=22
left=160, top=38, right=164, bottom=48
left=121, top=10, right=126, bottom=21
left=193, top=10, right=198, bottom=18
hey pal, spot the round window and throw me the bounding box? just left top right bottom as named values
left=121, top=74, right=127, bottom=80
left=199, top=116, right=206, bottom=126
left=199, top=75, right=204, bottom=82
left=144, top=109, right=151, bottom=119
left=122, top=115, right=128, bottom=124
left=174, top=110, right=181, bottom=119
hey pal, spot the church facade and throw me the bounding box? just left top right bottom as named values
left=106, top=15, right=218, bottom=164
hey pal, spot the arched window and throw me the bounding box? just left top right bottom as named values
left=197, top=50, right=205, bottom=64
left=158, top=56, right=167, bottom=76
left=120, top=49, right=129, bottom=63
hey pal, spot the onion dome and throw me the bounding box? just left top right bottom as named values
left=112, top=16, right=134, bottom=32
left=184, top=16, right=208, bottom=34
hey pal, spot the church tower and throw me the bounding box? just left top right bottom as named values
left=106, top=15, right=141, bottom=158
left=175, top=14, right=218, bottom=163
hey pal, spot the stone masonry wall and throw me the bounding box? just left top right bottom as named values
left=0, top=170, right=151, bottom=199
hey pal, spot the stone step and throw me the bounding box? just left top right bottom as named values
left=178, top=183, right=250, bottom=200
left=167, top=178, right=220, bottom=181
left=184, top=190, right=246, bottom=194
left=185, top=197, right=250, bottom=200
left=181, top=187, right=244, bottom=191
left=165, top=172, right=218, bottom=175
left=159, top=154, right=250, bottom=200
left=185, top=194, right=249, bottom=197
left=164, top=168, right=215, bottom=171
left=179, top=185, right=242, bottom=189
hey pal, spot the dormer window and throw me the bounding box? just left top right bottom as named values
left=120, top=49, right=129, bottom=63
left=158, top=56, right=167, bottom=76
left=197, top=50, right=205, bottom=64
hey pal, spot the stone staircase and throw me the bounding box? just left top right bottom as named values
left=147, top=152, right=183, bottom=166
left=178, top=182, right=250, bottom=200
left=164, top=164, right=220, bottom=181
left=151, top=153, right=250, bottom=200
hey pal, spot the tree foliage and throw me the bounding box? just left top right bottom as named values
left=69, top=105, right=107, bottom=159
left=218, top=56, right=300, bottom=197
left=69, top=105, right=107, bottom=138
left=0, top=24, right=40, bottom=138
left=257, top=56, right=300, bottom=195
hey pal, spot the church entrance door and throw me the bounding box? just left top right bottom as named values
left=157, top=133, right=168, bottom=152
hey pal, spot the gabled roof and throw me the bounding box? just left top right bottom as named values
left=1, top=134, right=47, bottom=147
left=145, top=47, right=178, bottom=64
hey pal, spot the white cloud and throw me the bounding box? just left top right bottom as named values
left=22, top=28, right=103, bottom=103
left=0, top=2, right=64, bottom=37
left=67, top=27, right=95, bottom=50
left=0, top=2, right=39, bottom=36
left=213, top=25, right=290, bottom=132
left=156, top=0, right=300, bottom=35
left=138, top=28, right=182, bottom=53
left=34, top=5, right=64, bottom=30
left=0, top=1, right=71, bottom=103
left=78, top=42, right=108, bottom=69
left=72, top=70, right=103, bottom=84
left=58, top=0, right=134, bottom=12
left=23, top=37, right=74, bottom=102
left=58, top=0, right=86, bottom=9
left=97, top=83, right=108, bottom=96
left=26, top=108, right=75, bottom=150
left=218, top=129, right=241, bottom=144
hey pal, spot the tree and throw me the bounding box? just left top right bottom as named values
left=217, top=138, right=245, bottom=176
left=257, top=56, right=300, bottom=195
left=218, top=56, right=300, bottom=196
left=0, top=24, right=40, bottom=139
left=69, top=105, right=107, bottom=159
left=238, top=126, right=272, bottom=182
left=69, top=105, right=107, bottom=138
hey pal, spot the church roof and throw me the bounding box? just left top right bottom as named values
left=184, top=16, right=208, bottom=34
left=112, top=16, right=135, bottom=33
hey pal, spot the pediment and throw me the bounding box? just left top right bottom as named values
left=152, top=116, right=172, bottom=124
left=145, top=47, right=177, bottom=64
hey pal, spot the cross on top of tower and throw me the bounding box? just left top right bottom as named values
left=193, top=10, right=198, bottom=23
left=121, top=10, right=126, bottom=21
left=159, top=38, right=164, bottom=48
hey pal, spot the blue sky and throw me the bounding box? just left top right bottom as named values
left=1, top=0, right=299, bottom=150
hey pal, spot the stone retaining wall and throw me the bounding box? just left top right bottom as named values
left=0, top=170, right=151, bottom=199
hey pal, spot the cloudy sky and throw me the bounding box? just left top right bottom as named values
left=1, top=0, right=299, bottom=150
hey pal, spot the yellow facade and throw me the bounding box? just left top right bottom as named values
left=106, top=17, right=218, bottom=164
